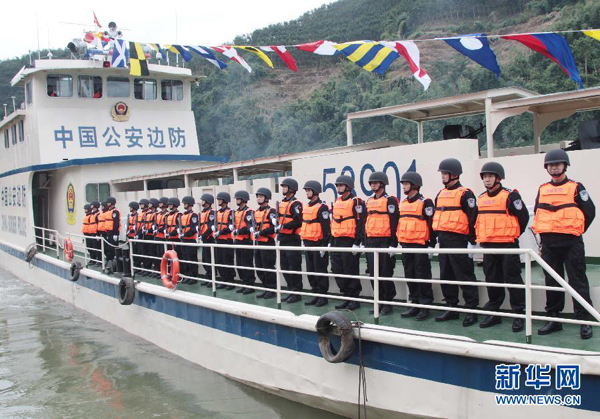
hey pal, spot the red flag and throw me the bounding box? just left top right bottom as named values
left=93, top=12, right=101, bottom=29
left=268, top=45, right=297, bottom=72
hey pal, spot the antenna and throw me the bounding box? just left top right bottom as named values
left=11, top=97, right=16, bottom=112
left=35, top=12, right=41, bottom=59
left=3, top=104, right=7, bottom=119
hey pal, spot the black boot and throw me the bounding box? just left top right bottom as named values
left=236, top=287, right=245, bottom=293
left=480, top=315, right=502, bottom=329
left=305, top=297, right=319, bottom=306
left=286, top=294, right=301, bottom=304
left=346, top=301, right=361, bottom=311
left=315, top=298, right=328, bottom=307
left=416, top=309, right=430, bottom=321
left=538, top=313, right=562, bottom=335
left=462, top=313, right=478, bottom=327
left=512, top=318, right=524, bottom=333
left=256, top=291, right=267, bottom=299
left=242, top=288, right=254, bottom=295
left=263, top=291, right=276, bottom=300
left=400, top=307, right=420, bottom=318
left=435, top=309, right=460, bottom=322
left=581, top=325, right=593, bottom=340
left=335, top=301, right=350, bottom=310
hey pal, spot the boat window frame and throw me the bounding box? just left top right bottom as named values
left=133, top=78, right=158, bottom=101
left=85, top=182, right=111, bottom=203
left=18, top=120, right=24, bottom=142
left=25, top=81, right=32, bottom=106
left=3, top=129, right=8, bottom=149
left=11, top=124, right=17, bottom=145
left=78, top=75, right=103, bottom=99
left=107, top=76, right=131, bottom=98
left=160, top=79, right=184, bottom=101
left=46, top=74, right=73, bottom=98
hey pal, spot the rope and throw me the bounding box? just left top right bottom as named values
left=346, top=310, right=368, bottom=419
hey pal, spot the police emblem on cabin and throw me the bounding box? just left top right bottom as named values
left=66, top=183, right=76, bottom=225
left=111, top=101, right=130, bottom=122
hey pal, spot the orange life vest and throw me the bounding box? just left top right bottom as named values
left=397, top=198, right=430, bottom=245
left=532, top=181, right=585, bottom=236
left=155, top=211, right=168, bottom=239
left=144, top=210, right=156, bottom=236
left=99, top=209, right=117, bottom=233
left=432, top=187, right=470, bottom=235
left=97, top=211, right=107, bottom=232
left=301, top=202, right=325, bottom=241
left=234, top=208, right=252, bottom=241
left=365, top=195, right=391, bottom=238
left=331, top=197, right=357, bottom=238
left=199, top=209, right=213, bottom=238
left=136, top=211, right=146, bottom=234
left=475, top=189, right=521, bottom=243
left=127, top=213, right=137, bottom=238
left=166, top=212, right=180, bottom=238
left=278, top=200, right=301, bottom=235
left=216, top=208, right=232, bottom=240
left=82, top=214, right=97, bottom=234
left=180, top=211, right=198, bottom=240
left=254, top=207, right=276, bottom=242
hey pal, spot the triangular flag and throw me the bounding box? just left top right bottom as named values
left=234, top=46, right=274, bottom=68
left=382, top=41, right=431, bottom=90
left=583, top=30, right=600, bottom=42
left=187, top=45, right=227, bottom=69
left=334, top=41, right=400, bottom=75
left=212, top=46, right=252, bottom=73
left=295, top=40, right=340, bottom=56
left=259, top=46, right=297, bottom=72
left=442, top=34, right=501, bottom=78
left=166, top=44, right=193, bottom=62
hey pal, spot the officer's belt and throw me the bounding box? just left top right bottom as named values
left=435, top=206, right=461, bottom=211
left=399, top=214, right=426, bottom=220
left=302, top=219, right=320, bottom=224
left=537, top=202, right=578, bottom=212
left=333, top=216, right=353, bottom=223
left=367, top=210, right=388, bottom=215
left=477, top=210, right=507, bottom=214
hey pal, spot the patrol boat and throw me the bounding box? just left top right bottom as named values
left=2, top=52, right=600, bottom=418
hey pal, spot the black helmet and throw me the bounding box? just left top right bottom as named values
left=84, top=204, right=92, bottom=211
left=139, top=198, right=149, bottom=206
left=303, top=180, right=322, bottom=194
left=369, top=171, right=389, bottom=186
left=182, top=196, right=195, bottom=206
left=217, top=192, right=231, bottom=203
left=480, top=161, right=505, bottom=180
left=438, top=158, right=462, bottom=176
left=106, top=196, right=116, bottom=205
left=91, top=201, right=100, bottom=209
left=400, top=171, right=423, bottom=187
left=149, top=198, right=159, bottom=208
left=159, top=197, right=169, bottom=206
left=280, top=178, right=298, bottom=192
left=234, top=190, right=250, bottom=202
left=200, top=193, right=214, bottom=205
left=101, top=200, right=108, bottom=207
left=129, top=201, right=139, bottom=210
left=168, top=197, right=180, bottom=207
left=255, top=187, right=272, bottom=200
left=335, top=175, right=354, bottom=189
left=544, top=149, right=570, bottom=167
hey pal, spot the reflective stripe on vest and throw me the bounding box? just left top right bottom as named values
left=234, top=209, right=251, bottom=241
left=216, top=208, right=232, bottom=240
left=331, top=197, right=356, bottom=238
left=532, top=181, right=585, bottom=236
left=181, top=211, right=197, bottom=240
left=278, top=200, right=301, bottom=235
left=432, top=187, right=470, bottom=235
left=365, top=196, right=391, bottom=238
left=155, top=212, right=167, bottom=239
left=301, top=203, right=324, bottom=241
left=127, top=213, right=137, bottom=238
left=397, top=198, right=430, bottom=245
left=475, top=189, right=520, bottom=243
left=254, top=208, right=275, bottom=242
left=144, top=211, right=156, bottom=236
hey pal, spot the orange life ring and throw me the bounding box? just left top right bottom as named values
left=161, top=250, right=180, bottom=289
left=64, top=238, right=74, bottom=262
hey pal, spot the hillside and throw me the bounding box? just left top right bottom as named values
left=1, top=0, right=600, bottom=161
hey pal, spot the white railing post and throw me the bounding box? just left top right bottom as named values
left=129, top=240, right=135, bottom=278
left=525, top=251, right=533, bottom=344
left=56, top=232, right=59, bottom=259
left=374, top=251, right=380, bottom=325
left=276, top=246, right=282, bottom=310
left=42, top=228, right=46, bottom=253
left=210, top=245, right=216, bottom=297
left=101, top=238, right=105, bottom=271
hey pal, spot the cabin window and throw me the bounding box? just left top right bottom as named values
left=18, top=120, right=24, bottom=142
left=3, top=130, right=8, bottom=149
left=107, top=77, right=130, bottom=97
left=11, top=125, right=17, bottom=145
left=47, top=74, right=73, bottom=97
left=161, top=80, right=183, bottom=101
left=78, top=75, right=103, bottom=98
left=86, top=183, right=111, bottom=203
left=134, top=78, right=157, bottom=100
left=25, top=82, right=32, bottom=105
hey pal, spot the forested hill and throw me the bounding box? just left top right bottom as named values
left=1, top=0, right=599, bottom=161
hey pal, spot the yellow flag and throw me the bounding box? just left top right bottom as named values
left=583, top=30, right=600, bottom=42
left=233, top=46, right=274, bottom=68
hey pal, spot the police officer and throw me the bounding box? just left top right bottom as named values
left=126, top=201, right=139, bottom=270
left=476, top=162, right=528, bottom=331
left=331, top=176, right=365, bottom=311
left=253, top=188, right=278, bottom=299
left=365, top=171, right=399, bottom=316
left=198, top=193, right=216, bottom=286
left=154, top=197, right=169, bottom=258
left=180, top=196, right=199, bottom=284
left=276, top=178, right=303, bottom=303
left=103, top=197, right=120, bottom=268
left=213, top=192, right=235, bottom=290
left=165, top=197, right=182, bottom=249
left=89, top=201, right=102, bottom=265
left=82, top=204, right=98, bottom=266
left=433, top=158, right=479, bottom=327
left=232, top=191, right=256, bottom=294
left=144, top=198, right=159, bottom=276
left=533, top=149, right=596, bottom=339
left=397, top=171, right=435, bottom=321
left=136, top=198, right=150, bottom=269
left=301, top=181, right=331, bottom=307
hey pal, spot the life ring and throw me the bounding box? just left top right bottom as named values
left=25, top=243, right=38, bottom=262
left=316, top=311, right=355, bottom=363
left=161, top=250, right=180, bottom=289
left=69, top=261, right=82, bottom=281
left=118, top=277, right=135, bottom=305
left=64, top=238, right=74, bottom=262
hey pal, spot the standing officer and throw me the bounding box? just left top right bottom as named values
left=89, top=201, right=102, bottom=265
left=253, top=188, right=278, bottom=299
left=432, top=158, right=479, bottom=327
left=364, top=171, right=399, bottom=316
left=331, top=176, right=365, bottom=311
left=82, top=204, right=97, bottom=266
left=301, top=181, right=331, bottom=307
left=213, top=192, right=235, bottom=290
left=126, top=201, right=139, bottom=270
left=165, top=197, right=182, bottom=250
left=533, top=149, right=595, bottom=339
left=276, top=178, right=303, bottom=303
left=103, top=197, right=120, bottom=268
left=144, top=198, right=159, bottom=276
left=136, top=198, right=149, bottom=270
left=180, top=196, right=199, bottom=284
left=198, top=193, right=216, bottom=286
left=154, top=197, right=169, bottom=258
left=397, top=171, right=435, bottom=321
left=232, top=191, right=256, bottom=294
left=475, top=162, right=528, bottom=332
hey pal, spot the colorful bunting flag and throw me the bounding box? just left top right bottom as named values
left=442, top=34, right=501, bottom=78
left=583, top=30, right=600, bottom=42
left=259, top=46, right=298, bottom=72
left=111, top=39, right=128, bottom=68
left=295, top=40, right=340, bottom=56
left=149, top=43, right=166, bottom=59
left=382, top=41, right=431, bottom=90
left=93, top=12, right=101, bottom=29
left=234, top=46, right=274, bottom=68
left=502, top=33, right=583, bottom=89
left=166, top=44, right=193, bottom=62
left=333, top=41, right=400, bottom=75
left=187, top=45, right=227, bottom=69
left=129, top=42, right=149, bottom=76
left=212, top=46, right=252, bottom=73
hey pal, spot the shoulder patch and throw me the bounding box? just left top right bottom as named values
left=355, top=204, right=363, bottom=214
left=322, top=211, right=329, bottom=219
left=388, top=205, right=396, bottom=214
left=580, top=190, right=590, bottom=202
left=295, top=205, right=301, bottom=214
left=424, top=206, right=434, bottom=217
left=209, top=214, right=215, bottom=221
left=113, top=212, right=118, bottom=218
left=192, top=216, right=198, bottom=223
left=246, top=214, right=253, bottom=221
left=467, top=198, right=476, bottom=208
left=513, top=199, right=523, bottom=211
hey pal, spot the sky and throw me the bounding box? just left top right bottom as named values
left=0, top=0, right=336, bottom=60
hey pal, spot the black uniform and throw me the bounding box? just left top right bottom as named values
left=90, top=209, right=102, bottom=263
left=233, top=207, right=256, bottom=286
left=215, top=207, right=235, bottom=283
left=254, top=205, right=278, bottom=289
left=302, top=199, right=331, bottom=294
left=399, top=194, right=435, bottom=306
left=104, top=209, right=120, bottom=263
left=479, top=186, right=529, bottom=313
left=143, top=209, right=158, bottom=271
left=278, top=197, right=303, bottom=292
left=435, top=182, right=480, bottom=308
left=180, top=209, right=199, bottom=277
left=199, top=207, right=215, bottom=280
left=534, top=178, right=596, bottom=319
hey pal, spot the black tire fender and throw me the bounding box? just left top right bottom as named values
left=25, top=243, right=37, bottom=262
left=69, top=262, right=82, bottom=282
left=118, top=277, right=135, bottom=305
left=316, top=311, right=355, bottom=363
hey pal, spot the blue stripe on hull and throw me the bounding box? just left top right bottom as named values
left=2, top=243, right=598, bottom=412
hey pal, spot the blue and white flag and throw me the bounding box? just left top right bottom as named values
left=187, top=45, right=227, bottom=69
left=442, top=34, right=500, bottom=78
left=111, top=39, right=128, bottom=68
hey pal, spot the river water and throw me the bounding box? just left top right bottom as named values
left=0, top=267, right=340, bottom=418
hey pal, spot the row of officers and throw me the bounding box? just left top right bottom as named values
left=81, top=149, right=595, bottom=339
